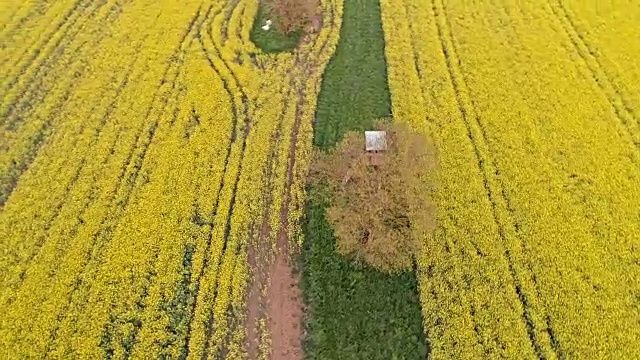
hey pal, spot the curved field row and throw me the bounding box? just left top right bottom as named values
left=546, top=0, right=640, bottom=149
left=0, top=0, right=342, bottom=358
left=0, top=0, right=132, bottom=205
left=559, top=0, right=640, bottom=128
left=381, top=0, right=640, bottom=359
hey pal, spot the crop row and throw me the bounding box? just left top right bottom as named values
left=381, top=0, right=640, bottom=359
left=559, top=0, right=640, bottom=131
left=1, top=1, right=210, bottom=357
left=0, top=0, right=343, bottom=358
left=0, top=0, right=130, bottom=205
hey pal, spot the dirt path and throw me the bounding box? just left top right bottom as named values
left=245, top=71, right=307, bottom=360
left=245, top=222, right=304, bottom=360
left=244, top=5, right=338, bottom=357
left=267, top=230, right=304, bottom=360
left=244, top=72, right=306, bottom=360
left=245, top=190, right=304, bottom=360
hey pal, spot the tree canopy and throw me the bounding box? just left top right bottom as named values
left=310, top=121, right=437, bottom=273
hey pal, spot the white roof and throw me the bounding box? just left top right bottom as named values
left=365, top=131, right=387, bottom=151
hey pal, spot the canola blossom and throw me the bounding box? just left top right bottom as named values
left=380, top=0, right=640, bottom=358
left=0, top=0, right=342, bottom=358
left=2, top=0, right=640, bottom=358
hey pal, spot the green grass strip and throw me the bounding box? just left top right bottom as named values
left=250, top=2, right=302, bottom=53
left=313, top=0, right=391, bottom=149
left=301, top=0, right=428, bottom=359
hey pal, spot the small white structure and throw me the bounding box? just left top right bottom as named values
left=365, top=131, right=387, bottom=151
left=262, top=19, right=272, bottom=31
left=364, top=131, right=387, bottom=166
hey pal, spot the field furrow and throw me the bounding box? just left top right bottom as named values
left=382, top=0, right=640, bottom=358
left=547, top=0, right=640, bottom=150
left=2, top=0, right=343, bottom=358
left=3, top=0, right=638, bottom=358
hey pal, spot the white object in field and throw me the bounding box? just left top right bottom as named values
left=365, top=131, right=387, bottom=151
left=262, top=19, right=272, bottom=31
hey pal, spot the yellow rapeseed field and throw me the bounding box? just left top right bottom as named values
left=1, top=0, right=342, bottom=358
left=3, top=0, right=640, bottom=359
left=381, top=0, right=640, bottom=358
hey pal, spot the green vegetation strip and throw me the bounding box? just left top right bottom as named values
left=301, top=0, right=428, bottom=359
left=250, top=2, right=302, bottom=53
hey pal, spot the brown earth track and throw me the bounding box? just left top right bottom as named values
left=245, top=84, right=295, bottom=360
left=246, top=51, right=312, bottom=360
left=267, top=85, right=308, bottom=360
left=244, top=213, right=304, bottom=360
left=244, top=2, right=338, bottom=356
left=267, top=227, right=304, bottom=360
left=244, top=84, right=305, bottom=360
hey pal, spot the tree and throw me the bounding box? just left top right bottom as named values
left=263, top=0, right=318, bottom=35
left=310, top=121, right=437, bottom=273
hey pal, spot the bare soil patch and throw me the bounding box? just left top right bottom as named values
left=266, top=230, right=303, bottom=360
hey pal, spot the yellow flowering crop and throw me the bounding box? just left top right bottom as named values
left=1, top=0, right=342, bottom=358
left=381, top=0, right=640, bottom=358
left=9, top=0, right=637, bottom=358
